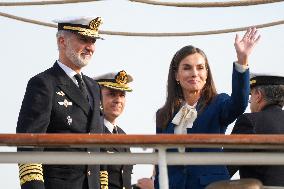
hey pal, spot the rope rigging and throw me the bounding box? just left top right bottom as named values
left=129, top=0, right=284, bottom=8
left=0, top=0, right=102, bottom=6
left=1, top=11, right=284, bottom=37
left=0, top=0, right=283, bottom=7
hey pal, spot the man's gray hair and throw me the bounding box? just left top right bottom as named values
left=56, top=30, right=72, bottom=49
left=256, top=85, right=284, bottom=107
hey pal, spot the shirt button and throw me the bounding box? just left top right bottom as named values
left=87, top=170, right=91, bottom=176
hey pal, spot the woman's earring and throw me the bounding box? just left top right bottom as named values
left=176, top=80, right=180, bottom=85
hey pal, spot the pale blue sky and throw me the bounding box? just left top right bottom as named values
left=0, top=0, right=284, bottom=188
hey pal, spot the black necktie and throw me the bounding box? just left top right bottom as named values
left=74, top=74, right=89, bottom=101
left=112, top=126, right=118, bottom=134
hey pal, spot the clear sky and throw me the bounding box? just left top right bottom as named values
left=0, top=0, right=284, bottom=188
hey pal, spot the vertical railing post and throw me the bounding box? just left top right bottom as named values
left=158, top=147, right=169, bottom=189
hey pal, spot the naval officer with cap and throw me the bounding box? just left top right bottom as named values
left=94, top=70, right=134, bottom=189
left=16, top=16, right=107, bottom=189
left=228, top=73, right=284, bottom=186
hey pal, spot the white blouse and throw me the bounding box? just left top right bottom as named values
left=171, top=103, right=197, bottom=152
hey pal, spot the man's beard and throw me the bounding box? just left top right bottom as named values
left=65, top=40, right=91, bottom=68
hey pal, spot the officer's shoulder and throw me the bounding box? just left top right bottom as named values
left=27, top=66, right=55, bottom=85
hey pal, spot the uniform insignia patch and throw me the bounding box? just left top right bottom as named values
left=56, top=91, right=65, bottom=96
left=67, top=116, right=72, bottom=125
left=58, top=99, right=72, bottom=107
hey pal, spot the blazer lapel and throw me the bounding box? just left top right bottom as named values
left=83, top=75, right=97, bottom=109
left=166, top=122, right=175, bottom=134
left=52, top=63, right=90, bottom=115
left=104, top=126, right=121, bottom=153
left=116, top=127, right=128, bottom=152
left=83, top=75, right=103, bottom=133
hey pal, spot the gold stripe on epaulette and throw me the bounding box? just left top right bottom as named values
left=19, top=164, right=43, bottom=176
left=20, top=174, right=44, bottom=186
left=100, top=170, right=108, bottom=175
left=19, top=163, right=42, bottom=169
left=100, top=178, right=108, bottom=182
left=20, top=169, right=43, bottom=179
left=100, top=180, right=108, bottom=184
left=100, top=176, right=108, bottom=179
left=101, top=185, right=108, bottom=189
left=100, top=170, right=108, bottom=188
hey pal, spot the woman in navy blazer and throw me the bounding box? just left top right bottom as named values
left=154, top=28, right=260, bottom=189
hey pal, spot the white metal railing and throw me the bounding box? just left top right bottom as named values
left=1, top=133, right=284, bottom=189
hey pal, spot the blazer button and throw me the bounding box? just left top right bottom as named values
left=87, top=170, right=91, bottom=176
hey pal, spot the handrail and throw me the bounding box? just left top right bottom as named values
left=1, top=134, right=284, bottom=189
left=1, top=152, right=284, bottom=165
left=1, top=134, right=284, bottom=149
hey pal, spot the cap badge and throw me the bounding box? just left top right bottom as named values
left=89, top=17, right=103, bottom=32
left=115, top=70, right=128, bottom=85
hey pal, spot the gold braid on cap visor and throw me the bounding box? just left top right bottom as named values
left=62, top=17, right=103, bottom=38
left=98, top=81, right=132, bottom=92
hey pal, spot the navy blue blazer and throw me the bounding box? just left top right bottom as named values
left=155, top=64, right=250, bottom=189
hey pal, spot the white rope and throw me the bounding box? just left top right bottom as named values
left=0, top=12, right=56, bottom=28
left=1, top=0, right=284, bottom=7
left=1, top=11, right=284, bottom=37
left=129, top=0, right=284, bottom=7
left=0, top=0, right=102, bottom=6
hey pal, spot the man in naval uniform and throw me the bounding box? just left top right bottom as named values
left=94, top=70, right=134, bottom=189
left=228, top=73, right=284, bottom=186
left=16, top=16, right=107, bottom=189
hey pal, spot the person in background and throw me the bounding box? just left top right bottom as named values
left=16, top=16, right=107, bottom=189
left=228, top=73, right=284, bottom=186
left=94, top=70, right=134, bottom=189
left=154, top=27, right=260, bottom=189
